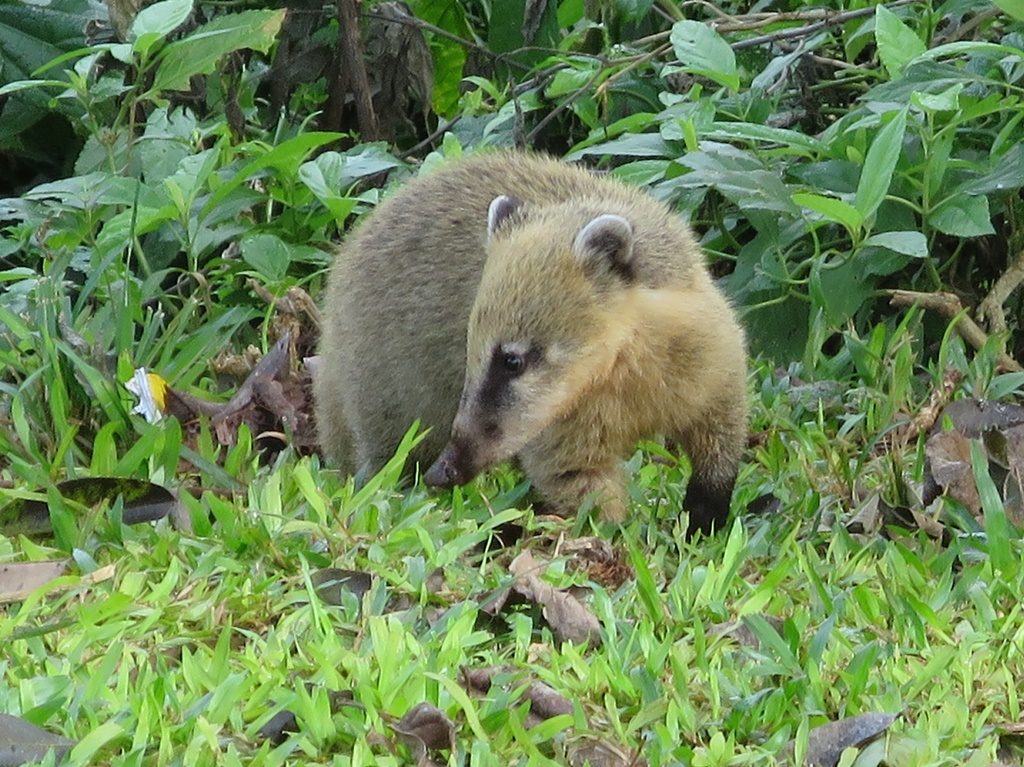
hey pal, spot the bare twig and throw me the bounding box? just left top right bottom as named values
left=595, top=43, right=671, bottom=100
left=886, top=289, right=1023, bottom=372
left=397, top=116, right=463, bottom=159
left=525, top=66, right=604, bottom=144
left=731, top=0, right=916, bottom=50
left=977, top=249, right=1024, bottom=335
left=631, top=0, right=916, bottom=50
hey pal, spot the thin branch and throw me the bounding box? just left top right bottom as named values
left=886, top=289, right=1023, bottom=372
left=977, top=249, right=1024, bottom=334
left=397, top=115, right=463, bottom=159
left=731, top=0, right=917, bottom=50
left=525, top=66, right=604, bottom=144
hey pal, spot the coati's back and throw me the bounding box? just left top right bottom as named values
left=315, top=152, right=708, bottom=476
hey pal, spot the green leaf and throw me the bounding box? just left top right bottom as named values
left=131, top=0, right=194, bottom=57
left=240, top=233, right=324, bottom=281
left=853, top=107, right=907, bottom=223
left=792, top=192, right=864, bottom=236
left=149, top=9, right=285, bottom=93
left=407, top=0, right=471, bottom=115
left=969, top=440, right=1013, bottom=574
left=0, top=0, right=97, bottom=140
left=994, top=0, right=1024, bottom=20
left=201, top=132, right=343, bottom=217
left=669, top=20, right=739, bottom=91
left=928, top=195, right=995, bottom=236
left=911, top=83, right=963, bottom=113
left=875, top=5, right=927, bottom=78
left=862, top=231, right=928, bottom=258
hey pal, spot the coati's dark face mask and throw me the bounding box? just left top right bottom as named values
left=423, top=197, right=638, bottom=490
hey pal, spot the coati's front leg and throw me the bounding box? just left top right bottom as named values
left=672, top=415, right=745, bottom=534
left=519, top=447, right=629, bottom=523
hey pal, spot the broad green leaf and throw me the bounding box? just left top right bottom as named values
left=875, top=5, right=927, bottom=78
left=131, top=0, right=193, bottom=57
left=911, top=83, right=963, bottom=113
left=201, top=132, right=342, bottom=216
left=792, top=192, right=863, bottom=236
left=669, top=20, right=739, bottom=91
left=240, top=233, right=324, bottom=281
left=707, top=122, right=822, bottom=154
left=994, top=0, right=1024, bottom=20
left=0, top=0, right=96, bottom=139
left=407, top=0, right=472, bottom=114
left=862, top=231, right=928, bottom=258
left=853, top=107, right=907, bottom=223
left=149, top=9, right=285, bottom=93
left=928, top=195, right=995, bottom=236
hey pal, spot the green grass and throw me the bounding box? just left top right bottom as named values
left=2, top=1, right=1023, bottom=763
left=2, top=344, right=1022, bottom=765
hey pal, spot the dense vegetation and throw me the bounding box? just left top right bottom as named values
left=1, top=0, right=1023, bottom=764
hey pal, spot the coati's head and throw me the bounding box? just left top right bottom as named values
left=424, top=194, right=639, bottom=489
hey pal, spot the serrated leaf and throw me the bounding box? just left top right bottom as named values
left=669, top=20, right=739, bottom=91
left=928, top=195, right=995, bottom=236
left=862, top=231, right=928, bottom=258
left=149, top=9, right=285, bottom=93
left=853, top=107, right=907, bottom=223
left=875, top=5, right=927, bottom=78
left=792, top=192, right=864, bottom=236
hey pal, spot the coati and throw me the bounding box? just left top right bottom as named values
left=314, top=151, right=748, bottom=532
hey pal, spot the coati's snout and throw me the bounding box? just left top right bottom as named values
left=423, top=437, right=477, bottom=488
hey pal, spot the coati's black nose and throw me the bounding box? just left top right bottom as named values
left=424, top=441, right=474, bottom=488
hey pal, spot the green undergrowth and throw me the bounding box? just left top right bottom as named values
left=1, top=340, right=1023, bottom=765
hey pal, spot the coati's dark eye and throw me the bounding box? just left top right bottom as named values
left=502, top=351, right=526, bottom=376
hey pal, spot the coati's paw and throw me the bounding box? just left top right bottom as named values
left=534, top=467, right=628, bottom=525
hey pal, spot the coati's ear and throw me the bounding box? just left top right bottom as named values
left=487, top=195, right=524, bottom=240
left=573, top=214, right=635, bottom=282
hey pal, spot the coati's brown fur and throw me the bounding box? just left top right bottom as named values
left=314, top=151, right=748, bottom=532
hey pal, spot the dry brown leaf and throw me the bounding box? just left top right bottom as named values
left=509, top=550, right=602, bottom=645
left=0, top=561, right=70, bottom=604
left=392, top=702, right=456, bottom=764
left=924, top=430, right=981, bottom=515
left=461, top=666, right=572, bottom=722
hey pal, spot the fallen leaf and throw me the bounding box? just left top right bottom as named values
left=0, top=478, right=177, bottom=537
left=781, top=712, right=899, bottom=766
left=0, top=713, right=76, bottom=765
left=461, top=666, right=572, bottom=722
left=311, top=568, right=373, bottom=607
left=392, top=702, right=456, bottom=763
left=924, top=430, right=981, bottom=515
left=937, top=399, right=1024, bottom=437
left=257, top=710, right=298, bottom=745
left=565, top=735, right=647, bottom=767
left=508, top=550, right=602, bottom=645
left=0, top=561, right=70, bottom=604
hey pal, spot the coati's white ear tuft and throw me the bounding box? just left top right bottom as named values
left=573, top=214, right=635, bottom=281
left=487, top=195, right=524, bottom=240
